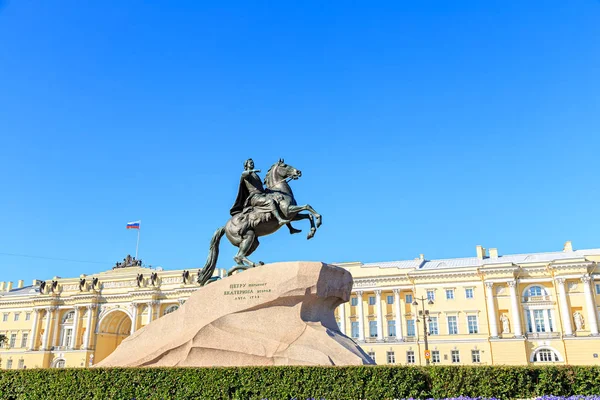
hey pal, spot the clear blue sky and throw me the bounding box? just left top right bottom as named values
left=1, top=1, right=599, bottom=284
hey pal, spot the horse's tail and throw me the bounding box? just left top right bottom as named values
left=197, top=226, right=226, bottom=286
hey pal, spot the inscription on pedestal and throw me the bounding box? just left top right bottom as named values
left=223, top=282, right=272, bottom=301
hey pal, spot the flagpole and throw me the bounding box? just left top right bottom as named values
left=135, top=221, right=141, bottom=260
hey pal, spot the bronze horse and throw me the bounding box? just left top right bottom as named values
left=197, top=159, right=322, bottom=285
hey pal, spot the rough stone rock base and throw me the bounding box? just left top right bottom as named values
left=96, top=261, right=374, bottom=367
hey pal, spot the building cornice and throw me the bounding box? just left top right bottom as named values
left=407, top=269, right=479, bottom=280
left=352, top=276, right=411, bottom=289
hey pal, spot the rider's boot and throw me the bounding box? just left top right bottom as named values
left=269, top=201, right=291, bottom=226
left=287, top=223, right=302, bottom=234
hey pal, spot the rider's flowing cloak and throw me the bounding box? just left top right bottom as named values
left=230, top=176, right=250, bottom=216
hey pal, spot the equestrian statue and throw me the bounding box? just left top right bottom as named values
left=197, top=158, right=322, bottom=286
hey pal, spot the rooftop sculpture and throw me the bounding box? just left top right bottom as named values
left=113, top=254, right=142, bottom=269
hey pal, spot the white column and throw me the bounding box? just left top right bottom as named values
left=485, top=282, right=499, bottom=338
left=375, top=290, right=384, bottom=341
left=83, top=304, right=96, bottom=350
left=356, top=291, right=365, bottom=341
left=41, top=307, right=53, bottom=350
left=555, top=278, right=573, bottom=336
left=507, top=281, right=523, bottom=337
left=52, top=308, right=61, bottom=347
left=338, top=304, right=346, bottom=335
left=28, top=309, right=40, bottom=350
left=581, top=275, right=599, bottom=335
left=147, top=301, right=155, bottom=323
left=74, top=306, right=83, bottom=349
left=70, top=307, right=80, bottom=350
left=393, top=289, right=403, bottom=341
left=130, top=303, right=138, bottom=335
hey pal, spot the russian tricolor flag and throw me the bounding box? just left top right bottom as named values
left=126, top=221, right=141, bottom=229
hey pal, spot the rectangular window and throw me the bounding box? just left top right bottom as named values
left=368, top=351, right=376, bottom=363
left=388, top=320, right=396, bottom=337
left=6, top=359, right=12, bottom=369
left=428, top=317, right=439, bottom=335
left=64, top=328, right=73, bottom=348
left=445, top=289, right=454, bottom=300
left=406, top=351, right=415, bottom=364
left=534, top=310, right=546, bottom=332
left=17, top=359, right=24, bottom=369
left=387, top=351, right=396, bottom=364
left=526, top=311, right=533, bottom=333
left=448, top=316, right=458, bottom=334
left=21, top=332, right=28, bottom=348
left=405, top=294, right=413, bottom=304
left=351, top=322, right=359, bottom=338
left=14, top=313, right=20, bottom=322
left=596, top=283, right=600, bottom=295
left=25, top=313, right=31, bottom=321
left=369, top=321, right=377, bottom=337
left=467, top=315, right=479, bottom=334
left=465, top=288, right=474, bottom=299
left=431, top=350, right=440, bottom=364
left=471, top=350, right=481, bottom=363
left=351, top=297, right=358, bottom=307
left=406, top=319, right=416, bottom=337
left=387, top=295, right=394, bottom=304
left=2, top=313, right=8, bottom=322
left=9, top=333, right=17, bottom=348
left=451, top=350, right=460, bottom=363
left=368, top=296, right=376, bottom=306
left=547, top=310, right=554, bottom=332
left=427, top=290, right=435, bottom=301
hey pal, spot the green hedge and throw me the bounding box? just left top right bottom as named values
left=1, top=365, right=599, bottom=400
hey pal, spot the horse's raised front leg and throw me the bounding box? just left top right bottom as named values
left=288, top=204, right=322, bottom=228
left=291, top=213, right=316, bottom=240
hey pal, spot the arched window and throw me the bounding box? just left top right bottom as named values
left=62, top=311, right=75, bottom=323
left=53, top=359, right=66, bottom=368
left=528, top=286, right=544, bottom=297
left=163, top=305, right=179, bottom=316
left=523, top=285, right=550, bottom=302
left=532, top=348, right=561, bottom=362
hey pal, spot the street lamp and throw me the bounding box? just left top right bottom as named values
left=413, top=295, right=434, bottom=366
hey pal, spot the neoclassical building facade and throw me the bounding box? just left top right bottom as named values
left=0, top=241, right=599, bottom=368
left=335, top=242, right=600, bottom=366
left=0, top=261, right=225, bottom=369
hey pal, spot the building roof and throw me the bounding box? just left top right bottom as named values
left=362, top=260, right=423, bottom=269
left=359, top=247, right=600, bottom=271
left=0, top=285, right=39, bottom=297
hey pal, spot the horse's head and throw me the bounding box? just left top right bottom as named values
left=265, top=158, right=301, bottom=188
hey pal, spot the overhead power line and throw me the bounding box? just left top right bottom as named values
left=0, top=252, right=110, bottom=265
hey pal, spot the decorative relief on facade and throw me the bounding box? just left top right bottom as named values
left=101, top=281, right=137, bottom=289
left=496, top=286, right=505, bottom=295
left=61, top=284, right=80, bottom=292
left=161, top=277, right=180, bottom=284
left=568, top=282, right=578, bottom=291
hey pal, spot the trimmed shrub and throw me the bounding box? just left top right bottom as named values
left=0, top=365, right=599, bottom=400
